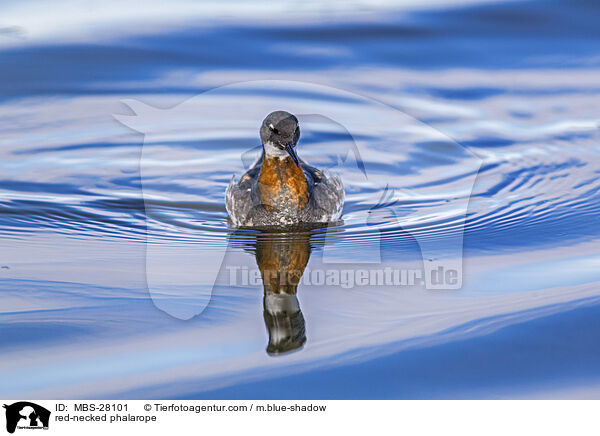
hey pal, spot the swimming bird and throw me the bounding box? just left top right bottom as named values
left=226, top=111, right=344, bottom=227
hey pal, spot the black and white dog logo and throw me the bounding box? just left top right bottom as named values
left=3, top=402, right=50, bottom=434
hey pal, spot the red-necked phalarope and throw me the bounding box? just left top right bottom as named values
left=226, top=111, right=344, bottom=227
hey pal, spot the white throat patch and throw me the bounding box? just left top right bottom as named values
left=263, top=141, right=289, bottom=158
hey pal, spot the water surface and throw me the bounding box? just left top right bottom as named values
left=1, top=0, right=600, bottom=399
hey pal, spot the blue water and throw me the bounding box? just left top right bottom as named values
left=1, top=0, right=600, bottom=399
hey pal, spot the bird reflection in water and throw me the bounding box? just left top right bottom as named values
left=252, top=230, right=313, bottom=355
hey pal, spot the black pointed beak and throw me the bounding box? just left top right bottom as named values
left=285, top=142, right=300, bottom=167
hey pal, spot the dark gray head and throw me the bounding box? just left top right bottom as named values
left=259, top=111, right=301, bottom=165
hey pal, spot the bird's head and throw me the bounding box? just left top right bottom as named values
left=260, top=111, right=301, bottom=166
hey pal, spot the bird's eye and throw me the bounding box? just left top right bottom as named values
left=268, top=123, right=279, bottom=134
